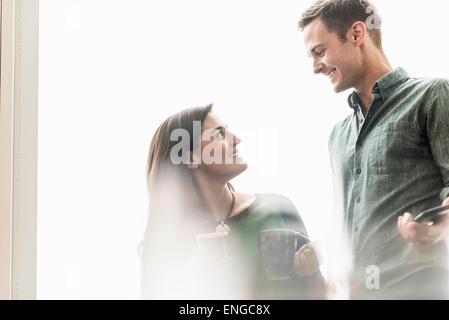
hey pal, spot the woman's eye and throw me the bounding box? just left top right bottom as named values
left=216, top=130, right=224, bottom=138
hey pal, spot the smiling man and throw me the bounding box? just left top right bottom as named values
left=299, top=0, right=449, bottom=299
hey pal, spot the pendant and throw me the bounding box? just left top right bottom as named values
left=216, top=222, right=230, bottom=236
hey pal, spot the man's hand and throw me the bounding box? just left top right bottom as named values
left=294, top=241, right=323, bottom=278
left=398, top=198, right=449, bottom=246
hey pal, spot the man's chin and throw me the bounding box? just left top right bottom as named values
left=332, top=82, right=350, bottom=94
left=332, top=85, right=343, bottom=93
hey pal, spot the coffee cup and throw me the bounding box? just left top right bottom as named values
left=258, top=229, right=310, bottom=280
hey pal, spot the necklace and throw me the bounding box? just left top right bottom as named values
left=215, top=187, right=235, bottom=236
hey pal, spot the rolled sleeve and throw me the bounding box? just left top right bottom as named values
left=441, top=188, right=449, bottom=202
left=425, top=79, right=449, bottom=201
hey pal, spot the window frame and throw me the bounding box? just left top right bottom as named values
left=0, top=0, right=38, bottom=300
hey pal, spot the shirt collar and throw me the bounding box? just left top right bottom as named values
left=347, top=67, right=410, bottom=110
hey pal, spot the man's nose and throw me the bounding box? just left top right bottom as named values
left=313, top=58, right=324, bottom=74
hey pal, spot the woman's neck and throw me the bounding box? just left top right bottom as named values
left=194, top=172, right=234, bottom=223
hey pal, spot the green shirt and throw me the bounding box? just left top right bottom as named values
left=329, top=67, right=449, bottom=295
left=227, top=193, right=314, bottom=300
left=141, top=193, right=322, bottom=300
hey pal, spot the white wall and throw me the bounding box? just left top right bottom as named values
left=38, top=0, right=449, bottom=299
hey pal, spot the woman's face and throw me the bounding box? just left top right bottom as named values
left=195, top=112, right=248, bottom=180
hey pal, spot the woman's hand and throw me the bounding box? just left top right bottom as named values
left=294, top=241, right=323, bottom=278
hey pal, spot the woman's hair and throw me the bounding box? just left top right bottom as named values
left=145, top=104, right=214, bottom=227
left=147, top=104, right=213, bottom=184
left=140, top=104, right=216, bottom=298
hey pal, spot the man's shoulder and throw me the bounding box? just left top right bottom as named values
left=403, top=76, right=449, bottom=94
left=424, top=77, right=449, bottom=93
left=393, top=76, right=449, bottom=113
left=333, top=114, right=353, bottom=130
left=329, top=113, right=353, bottom=144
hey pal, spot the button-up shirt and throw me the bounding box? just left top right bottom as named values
left=329, top=67, right=449, bottom=295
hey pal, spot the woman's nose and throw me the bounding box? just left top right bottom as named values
left=227, top=130, right=241, bottom=145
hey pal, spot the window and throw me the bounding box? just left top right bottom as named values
left=1, top=0, right=448, bottom=299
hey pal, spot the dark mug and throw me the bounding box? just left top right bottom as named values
left=258, top=229, right=310, bottom=280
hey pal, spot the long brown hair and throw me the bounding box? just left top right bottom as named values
left=147, top=104, right=213, bottom=182
left=140, top=104, right=216, bottom=298
left=145, top=104, right=214, bottom=226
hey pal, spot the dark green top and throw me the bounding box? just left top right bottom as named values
left=141, top=193, right=324, bottom=300
left=224, top=193, right=321, bottom=300
left=329, top=68, right=449, bottom=295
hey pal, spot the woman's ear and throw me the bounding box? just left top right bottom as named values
left=187, top=151, right=201, bottom=169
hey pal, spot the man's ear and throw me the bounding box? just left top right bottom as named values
left=348, top=21, right=367, bottom=47
left=187, top=151, right=201, bottom=169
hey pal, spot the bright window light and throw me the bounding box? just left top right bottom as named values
left=38, top=0, right=449, bottom=299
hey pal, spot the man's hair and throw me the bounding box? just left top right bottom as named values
left=298, top=0, right=382, bottom=48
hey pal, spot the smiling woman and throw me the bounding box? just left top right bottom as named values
left=140, top=105, right=325, bottom=299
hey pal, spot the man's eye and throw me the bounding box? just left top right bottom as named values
left=216, top=130, right=224, bottom=138
left=318, top=50, right=325, bottom=57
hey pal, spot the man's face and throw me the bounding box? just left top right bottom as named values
left=303, top=18, right=363, bottom=93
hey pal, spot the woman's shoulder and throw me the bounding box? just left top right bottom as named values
left=254, top=193, right=299, bottom=213
left=229, top=193, right=302, bottom=223
left=229, top=193, right=296, bottom=221
left=229, top=193, right=309, bottom=237
left=253, top=194, right=308, bottom=236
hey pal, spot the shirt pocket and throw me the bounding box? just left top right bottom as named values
left=368, top=121, right=418, bottom=175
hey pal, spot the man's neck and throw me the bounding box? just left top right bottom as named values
left=354, top=52, right=393, bottom=116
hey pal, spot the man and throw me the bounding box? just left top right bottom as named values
left=298, top=0, right=449, bottom=299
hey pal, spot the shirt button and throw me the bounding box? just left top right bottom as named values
left=356, top=169, right=362, bottom=175
left=360, top=119, right=364, bottom=124
left=354, top=226, right=359, bottom=232
left=356, top=197, right=361, bottom=203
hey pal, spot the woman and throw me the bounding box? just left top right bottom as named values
left=140, top=104, right=325, bottom=299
